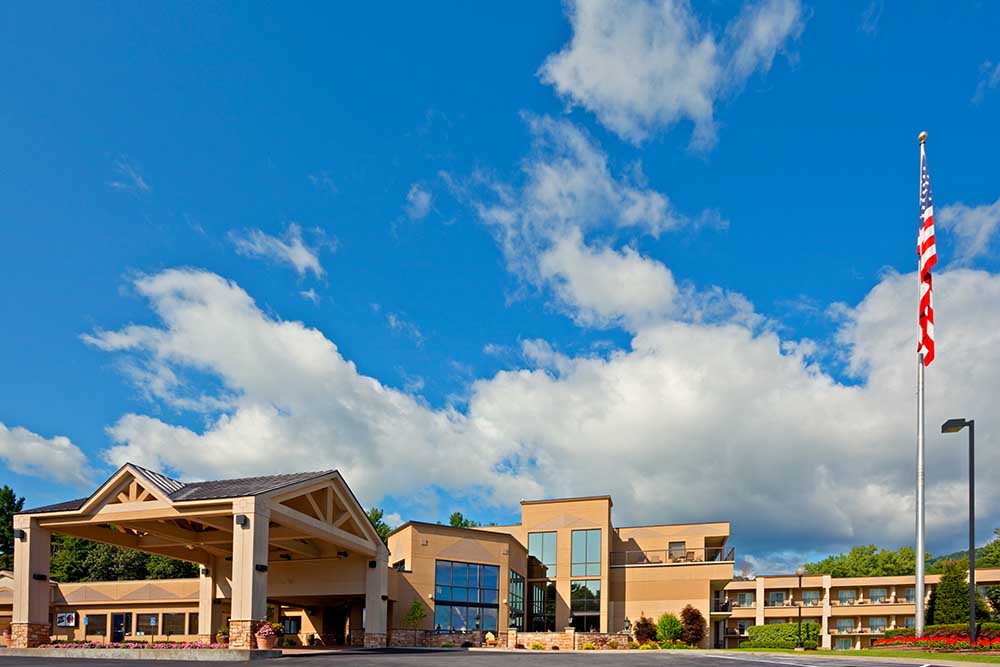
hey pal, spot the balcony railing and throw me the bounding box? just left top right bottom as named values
left=610, top=546, right=735, bottom=567
left=712, top=599, right=732, bottom=613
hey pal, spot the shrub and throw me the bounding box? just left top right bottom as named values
left=582, top=642, right=596, bottom=650
left=657, top=613, right=683, bottom=642
left=606, top=639, right=620, bottom=649
left=633, top=615, right=658, bottom=644
left=629, top=640, right=640, bottom=649
left=660, top=639, right=692, bottom=649
left=740, top=640, right=796, bottom=649
left=638, top=642, right=659, bottom=649
left=802, top=640, right=817, bottom=650
left=440, top=642, right=456, bottom=648
left=745, top=621, right=820, bottom=647
left=529, top=642, right=544, bottom=650
left=680, top=605, right=707, bottom=646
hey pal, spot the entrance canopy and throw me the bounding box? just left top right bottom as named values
left=11, top=463, right=389, bottom=648
left=20, top=463, right=383, bottom=563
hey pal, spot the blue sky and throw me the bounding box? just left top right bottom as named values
left=2, top=1, right=1000, bottom=572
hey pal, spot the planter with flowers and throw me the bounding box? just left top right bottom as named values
left=255, top=623, right=278, bottom=650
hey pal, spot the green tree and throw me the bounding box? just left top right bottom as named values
left=0, top=485, right=25, bottom=571
left=403, top=599, right=428, bottom=645
left=804, top=545, right=917, bottom=577
left=979, top=529, right=1000, bottom=569
left=367, top=507, right=391, bottom=544
left=448, top=512, right=481, bottom=529
left=50, top=534, right=93, bottom=582
left=146, top=555, right=198, bottom=579
left=984, top=585, right=1000, bottom=622
left=929, top=560, right=990, bottom=625
left=656, top=612, right=682, bottom=641
left=679, top=605, right=706, bottom=646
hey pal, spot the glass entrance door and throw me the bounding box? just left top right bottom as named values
left=111, top=613, right=131, bottom=643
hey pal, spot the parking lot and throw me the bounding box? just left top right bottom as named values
left=0, top=649, right=965, bottom=667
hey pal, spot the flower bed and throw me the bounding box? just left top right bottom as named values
left=874, top=635, right=1000, bottom=651
left=37, top=641, right=228, bottom=649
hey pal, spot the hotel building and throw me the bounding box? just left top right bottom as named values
left=2, top=463, right=995, bottom=651
left=723, top=570, right=1000, bottom=650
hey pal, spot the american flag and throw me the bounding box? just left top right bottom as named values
left=917, top=140, right=937, bottom=366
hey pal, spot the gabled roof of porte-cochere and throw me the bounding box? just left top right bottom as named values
left=20, top=463, right=337, bottom=514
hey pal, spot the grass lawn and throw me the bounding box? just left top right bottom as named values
left=722, top=648, right=1000, bottom=663
left=841, top=650, right=1000, bottom=663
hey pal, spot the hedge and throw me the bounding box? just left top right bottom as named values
left=739, top=639, right=817, bottom=650
left=745, top=622, right=820, bottom=646
left=885, top=623, right=1000, bottom=640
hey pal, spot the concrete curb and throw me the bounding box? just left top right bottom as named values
left=0, top=647, right=282, bottom=660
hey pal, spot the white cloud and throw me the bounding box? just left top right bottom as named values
left=300, top=288, right=320, bottom=303
left=404, top=184, right=433, bottom=220
left=386, top=313, right=425, bottom=347
left=538, top=229, right=678, bottom=328
left=82, top=265, right=1000, bottom=559
left=858, top=1, right=883, bottom=37
left=0, top=422, right=93, bottom=487
left=108, top=157, right=151, bottom=194
left=229, top=222, right=327, bottom=278
left=308, top=171, right=338, bottom=194
left=972, top=61, right=1000, bottom=104
left=468, top=116, right=721, bottom=328
left=539, top=0, right=803, bottom=147
left=938, top=198, right=1000, bottom=265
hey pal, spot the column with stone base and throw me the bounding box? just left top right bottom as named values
left=11, top=516, right=51, bottom=648
left=229, top=497, right=270, bottom=650
left=363, top=549, right=389, bottom=648
left=196, top=556, right=223, bottom=644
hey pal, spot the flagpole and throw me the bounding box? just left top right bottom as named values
left=915, top=130, right=929, bottom=637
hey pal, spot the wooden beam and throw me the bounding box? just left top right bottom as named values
left=333, top=512, right=351, bottom=528
left=305, top=492, right=325, bottom=522
left=39, top=505, right=233, bottom=527
left=272, top=539, right=321, bottom=558
left=270, top=502, right=375, bottom=556
left=325, top=487, right=333, bottom=524
left=52, top=524, right=213, bottom=565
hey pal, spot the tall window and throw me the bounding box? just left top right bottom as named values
left=838, top=589, right=856, bottom=605
left=571, top=580, right=601, bottom=631
left=162, top=613, right=186, bottom=635
left=802, top=590, right=821, bottom=606
left=903, top=616, right=916, bottom=628
left=868, top=616, right=887, bottom=633
left=571, top=529, right=601, bottom=576
left=669, top=541, right=687, bottom=560
left=902, top=587, right=915, bottom=603
left=836, top=618, right=855, bottom=633
left=869, top=588, right=887, bottom=603
left=834, top=637, right=853, bottom=650
left=737, top=621, right=751, bottom=635
left=736, top=592, right=754, bottom=608
left=187, top=613, right=199, bottom=635
left=85, top=614, right=108, bottom=637
left=136, top=613, right=158, bottom=635
left=528, top=532, right=557, bottom=578
left=767, top=591, right=786, bottom=606
left=529, top=581, right=556, bottom=631
left=433, top=560, right=500, bottom=632
left=508, top=571, right=525, bottom=630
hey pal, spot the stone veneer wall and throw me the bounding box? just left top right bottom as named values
left=363, top=632, right=387, bottom=648
left=349, top=628, right=365, bottom=647
left=387, top=629, right=487, bottom=648
left=228, top=620, right=267, bottom=650
left=9, top=623, right=51, bottom=649
left=506, top=628, right=632, bottom=650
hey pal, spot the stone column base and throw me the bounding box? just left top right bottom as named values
left=10, top=623, right=50, bottom=648
left=195, top=633, right=215, bottom=644
left=228, top=619, right=267, bottom=650
left=506, top=628, right=518, bottom=648
left=364, top=632, right=387, bottom=648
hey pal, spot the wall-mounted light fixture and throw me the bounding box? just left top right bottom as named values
left=381, top=594, right=389, bottom=601
left=336, top=550, right=349, bottom=559
left=13, top=529, right=26, bottom=541
left=255, top=564, right=268, bottom=573
left=428, top=593, right=434, bottom=600
left=32, top=573, right=48, bottom=581
left=279, top=553, right=292, bottom=560
left=368, top=560, right=376, bottom=569
left=200, top=567, right=210, bottom=576
left=235, top=515, right=249, bottom=528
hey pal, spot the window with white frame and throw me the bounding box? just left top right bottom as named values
left=802, top=590, right=821, bottom=606
left=736, top=592, right=754, bottom=608
left=767, top=591, right=786, bottom=606
left=838, top=589, right=857, bottom=605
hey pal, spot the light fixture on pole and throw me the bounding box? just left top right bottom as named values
left=795, top=566, right=805, bottom=649
left=941, top=417, right=976, bottom=644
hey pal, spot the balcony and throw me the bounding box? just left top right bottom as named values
left=610, top=546, right=735, bottom=567
left=712, top=599, right=733, bottom=613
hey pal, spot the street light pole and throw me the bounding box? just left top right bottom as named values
left=942, top=418, right=976, bottom=644
left=796, top=566, right=805, bottom=649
